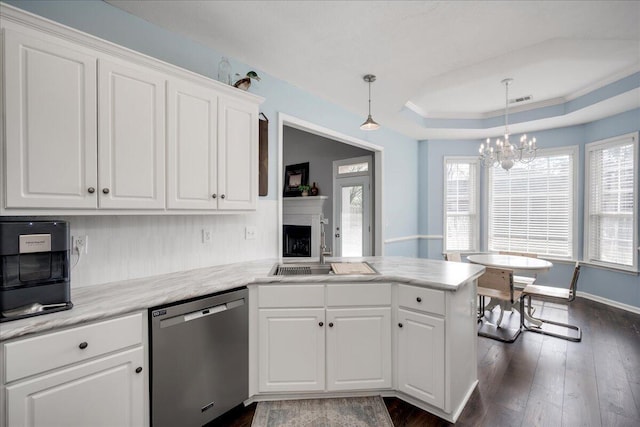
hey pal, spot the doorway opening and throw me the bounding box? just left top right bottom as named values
left=278, top=114, right=384, bottom=259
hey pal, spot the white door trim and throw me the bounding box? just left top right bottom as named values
left=333, top=157, right=372, bottom=257
left=277, top=113, right=384, bottom=259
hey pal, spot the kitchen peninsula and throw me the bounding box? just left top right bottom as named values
left=0, top=257, right=484, bottom=425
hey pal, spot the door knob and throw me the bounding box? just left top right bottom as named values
left=79, top=342, right=88, bottom=349
left=416, top=297, right=422, bottom=303
left=319, top=322, right=324, bottom=327
left=87, top=187, right=95, bottom=194
left=212, top=194, right=217, bottom=199
left=135, top=367, right=143, bottom=374
left=398, top=323, right=403, bottom=328
left=220, top=194, right=225, bottom=199
left=328, top=322, right=334, bottom=327
left=102, top=188, right=110, bottom=194
left=335, top=233, right=340, bottom=238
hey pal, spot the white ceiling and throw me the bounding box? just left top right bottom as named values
left=106, top=0, right=640, bottom=140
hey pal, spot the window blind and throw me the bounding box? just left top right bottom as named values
left=444, top=158, right=479, bottom=252
left=585, top=134, right=638, bottom=270
left=488, top=147, right=576, bottom=258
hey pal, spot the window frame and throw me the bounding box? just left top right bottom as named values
left=484, top=145, right=579, bottom=260
left=583, top=132, right=639, bottom=273
left=443, top=156, right=480, bottom=253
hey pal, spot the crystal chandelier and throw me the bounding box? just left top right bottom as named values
left=479, top=78, right=537, bottom=171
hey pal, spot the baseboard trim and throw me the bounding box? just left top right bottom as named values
left=577, top=291, right=640, bottom=315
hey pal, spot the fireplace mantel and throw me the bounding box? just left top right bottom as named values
left=283, top=196, right=328, bottom=214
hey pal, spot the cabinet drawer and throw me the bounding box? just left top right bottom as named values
left=3, top=312, right=143, bottom=383
left=327, top=283, right=391, bottom=306
left=398, top=285, right=445, bottom=315
left=258, top=284, right=324, bottom=308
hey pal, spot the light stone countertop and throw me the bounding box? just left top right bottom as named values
left=0, top=256, right=484, bottom=341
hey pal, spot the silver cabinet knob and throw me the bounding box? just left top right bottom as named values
left=102, top=188, right=110, bottom=194
left=212, top=194, right=217, bottom=199
left=220, top=194, right=225, bottom=199
left=88, top=187, right=95, bottom=194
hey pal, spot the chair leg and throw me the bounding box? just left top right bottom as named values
left=521, top=295, right=582, bottom=342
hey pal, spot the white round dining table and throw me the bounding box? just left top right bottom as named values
left=467, top=254, right=553, bottom=272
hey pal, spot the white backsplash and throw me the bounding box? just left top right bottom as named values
left=64, top=200, right=278, bottom=288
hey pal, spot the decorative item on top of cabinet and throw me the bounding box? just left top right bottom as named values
left=217, top=56, right=232, bottom=85
left=259, top=113, right=269, bottom=196
left=310, top=182, right=319, bottom=196
left=234, top=71, right=261, bottom=91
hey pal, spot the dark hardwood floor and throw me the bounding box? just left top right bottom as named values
left=209, top=297, right=640, bottom=426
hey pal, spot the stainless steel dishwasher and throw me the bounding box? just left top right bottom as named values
left=149, top=287, right=248, bottom=427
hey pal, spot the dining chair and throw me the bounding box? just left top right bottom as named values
left=498, top=251, right=537, bottom=288
left=443, top=252, right=462, bottom=262
left=477, top=267, right=522, bottom=342
left=520, top=261, right=582, bottom=342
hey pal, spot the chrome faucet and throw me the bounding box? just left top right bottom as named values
left=320, top=216, right=332, bottom=264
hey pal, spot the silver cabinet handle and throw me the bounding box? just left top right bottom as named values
left=220, top=194, right=225, bottom=199
left=212, top=194, right=217, bottom=199
left=102, top=188, right=110, bottom=194
left=88, top=187, right=95, bottom=194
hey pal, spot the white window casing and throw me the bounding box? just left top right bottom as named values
left=584, top=132, right=638, bottom=273
left=444, top=157, right=480, bottom=252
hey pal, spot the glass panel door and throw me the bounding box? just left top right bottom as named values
left=334, top=176, right=370, bottom=257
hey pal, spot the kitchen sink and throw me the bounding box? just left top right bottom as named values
left=269, top=262, right=378, bottom=276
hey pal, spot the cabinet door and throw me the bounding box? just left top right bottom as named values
left=326, top=307, right=391, bottom=391
left=4, top=29, right=98, bottom=209
left=397, top=309, right=445, bottom=409
left=6, top=347, right=144, bottom=427
left=98, top=58, right=165, bottom=209
left=258, top=308, right=325, bottom=392
left=166, top=79, right=218, bottom=209
left=217, top=96, right=258, bottom=210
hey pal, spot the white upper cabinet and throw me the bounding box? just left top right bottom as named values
left=167, top=79, right=218, bottom=209
left=98, top=58, right=166, bottom=209
left=1, top=11, right=263, bottom=214
left=3, top=29, right=98, bottom=209
left=217, top=96, right=258, bottom=210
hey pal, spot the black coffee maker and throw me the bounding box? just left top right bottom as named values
left=0, top=220, right=72, bottom=322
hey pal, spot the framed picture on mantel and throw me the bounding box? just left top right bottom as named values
left=283, top=162, right=309, bottom=197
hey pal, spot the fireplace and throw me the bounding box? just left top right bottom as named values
left=283, top=196, right=328, bottom=259
left=283, top=225, right=312, bottom=257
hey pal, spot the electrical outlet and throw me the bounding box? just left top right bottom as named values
left=245, top=226, right=257, bottom=240
left=73, top=235, right=88, bottom=254
left=202, top=229, right=212, bottom=244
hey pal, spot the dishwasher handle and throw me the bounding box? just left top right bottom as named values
left=159, top=297, right=245, bottom=328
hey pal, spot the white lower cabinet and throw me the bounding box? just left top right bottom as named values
left=397, top=308, right=445, bottom=408
left=256, top=283, right=391, bottom=394
left=258, top=308, right=325, bottom=392
left=6, top=347, right=144, bottom=427
left=1, top=312, right=147, bottom=427
left=326, top=307, right=391, bottom=391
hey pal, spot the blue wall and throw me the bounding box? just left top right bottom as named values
left=421, top=109, right=640, bottom=309
left=5, top=0, right=420, bottom=256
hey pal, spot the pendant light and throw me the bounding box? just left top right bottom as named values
left=360, top=74, right=380, bottom=131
